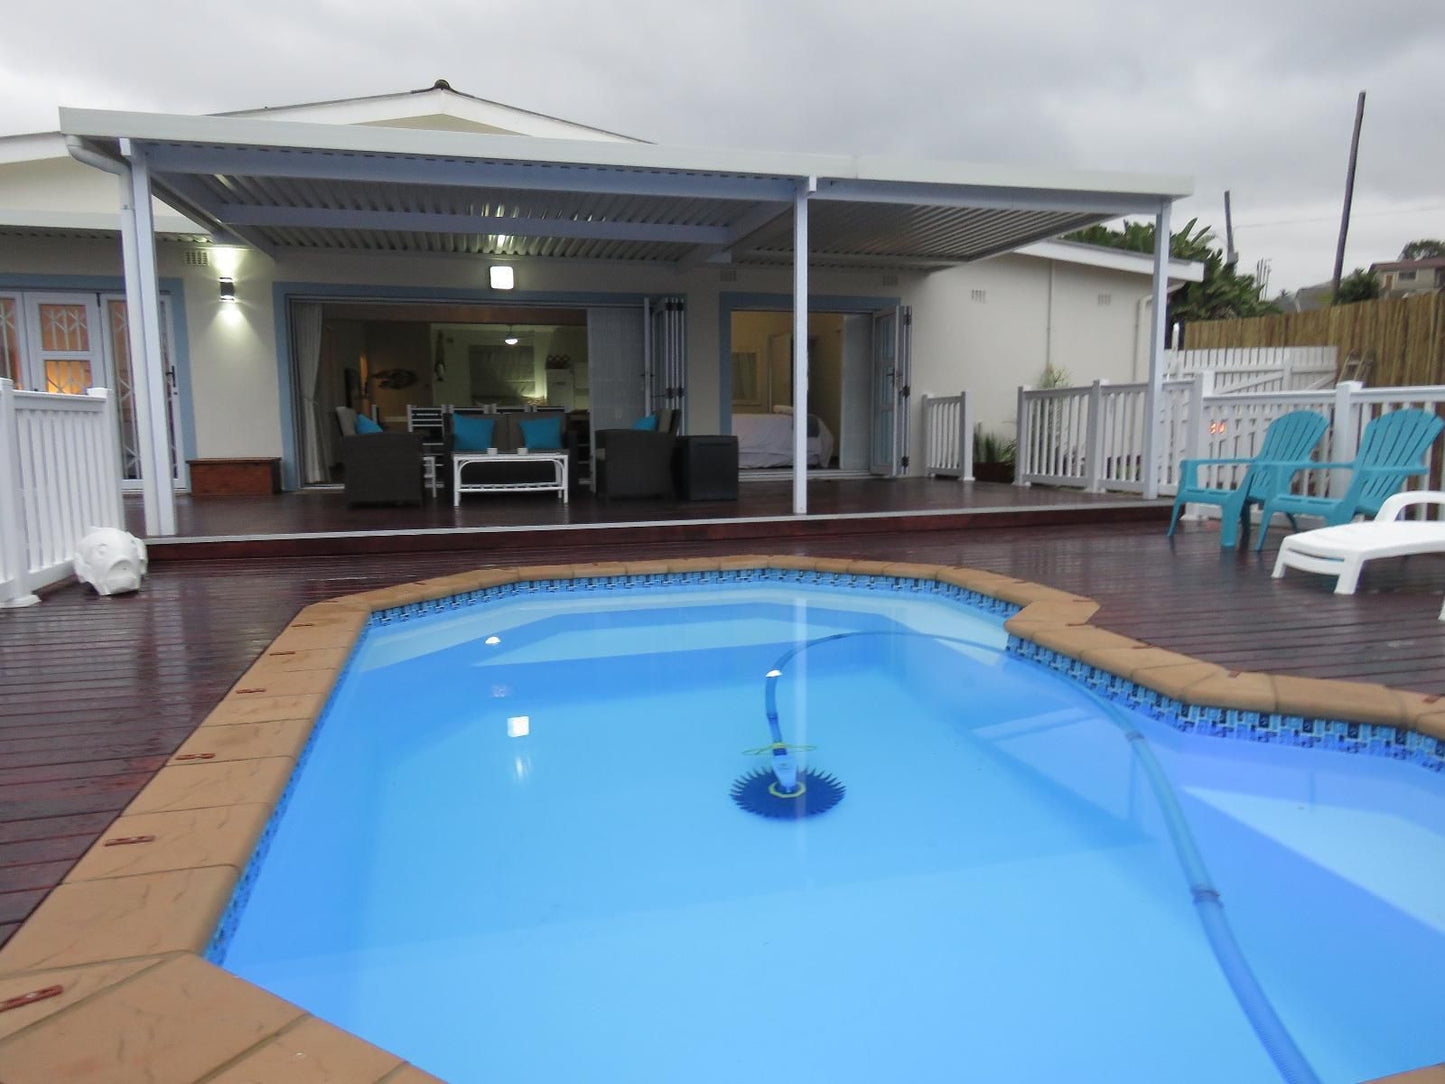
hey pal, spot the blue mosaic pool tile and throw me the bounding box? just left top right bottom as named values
left=1007, top=638, right=1445, bottom=773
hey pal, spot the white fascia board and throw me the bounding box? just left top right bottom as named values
left=0, top=131, right=70, bottom=164
left=59, top=108, right=1192, bottom=202
left=0, top=208, right=204, bottom=234
left=853, top=155, right=1192, bottom=200
left=225, top=88, right=640, bottom=143
left=1017, top=239, right=1205, bottom=282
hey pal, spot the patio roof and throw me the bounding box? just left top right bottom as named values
left=60, top=107, right=1192, bottom=269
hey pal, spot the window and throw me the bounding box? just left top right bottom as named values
left=1399, top=270, right=1417, bottom=282
left=0, top=298, right=19, bottom=387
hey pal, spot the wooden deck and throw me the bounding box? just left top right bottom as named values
left=131, top=478, right=1164, bottom=558
left=4, top=518, right=1445, bottom=948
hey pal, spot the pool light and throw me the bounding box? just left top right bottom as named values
left=507, top=715, right=530, bottom=738
left=485, top=636, right=501, bottom=645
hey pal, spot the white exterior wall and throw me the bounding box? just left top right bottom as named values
left=907, top=256, right=1157, bottom=470
left=0, top=230, right=1158, bottom=479
left=0, top=155, right=201, bottom=232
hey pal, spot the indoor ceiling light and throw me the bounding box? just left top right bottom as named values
left=504, top=324, right=519, bottom=346
left=490, top=264, right=515, bottom=290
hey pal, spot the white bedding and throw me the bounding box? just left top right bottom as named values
left=731, top=412, right=836, bottom=469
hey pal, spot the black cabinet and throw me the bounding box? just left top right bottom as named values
left=672, top=435, right=739, bottom=501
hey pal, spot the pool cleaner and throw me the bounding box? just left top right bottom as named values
left=730, top=642, right=847, bottom=819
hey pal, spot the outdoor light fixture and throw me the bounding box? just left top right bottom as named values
left=218, top=277, right=237, bottom=302
left=503, top=324, right=520, bottom=347
left=489, top=265, right=515, bottom=290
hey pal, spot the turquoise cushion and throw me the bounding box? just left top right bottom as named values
left=519, top=415, right=563, bottom=450
left=452, top=415, right=496, bottom=452
left=631, top=413, right=659, bottom=431
left=353, top=414, right=383, bottom=435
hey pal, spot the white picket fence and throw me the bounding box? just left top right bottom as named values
left=1015, top=375, right=1445, bottom=499
left=1165, top=346, right=1338, bottom=394
left=920, top=392, right=974, bottom=480
left=0, top=380, right=125, bottom=607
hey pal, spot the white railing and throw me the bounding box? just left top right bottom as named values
left=1015, top=379, right=1194, bottom=493
left=1165, top=346, right=1337, bottom=393
left=1, top=380, right=124, bottom=607
left=1016, top=374, right=1445, bottom=501
left=921, top=391, right=974, bottom=480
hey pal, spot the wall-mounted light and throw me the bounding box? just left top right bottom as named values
left=503, top=324, right=520, bottom=347
left=218, top=277, right=237, bottom=303
left=489, top=265, right=515, bottom=291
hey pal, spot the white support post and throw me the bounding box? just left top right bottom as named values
left=919, top=393, right=932, bottom=475
left=1141, top=201, right=1172, bottom=500
left=1084, top=379, right=1106, bottom=492
left=1014, top=385, right=1032, bottom=486
left=1180, top=372, right=1210, bottom=519
left=960, top=390, right=974, bottom=482
left=0, top=379, right=39, bottom=607
left=1330, top=380, right=1364, bottom=498
left=791, top=178, right=814, bottom=515
left=117, top=141, right=177, bottom=537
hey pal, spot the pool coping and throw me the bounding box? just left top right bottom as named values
left=1, top=555, right=1440, bottom=1084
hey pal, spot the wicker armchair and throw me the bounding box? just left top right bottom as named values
left=341, top=433, right=424, bottom=506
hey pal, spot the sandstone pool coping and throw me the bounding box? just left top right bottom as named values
left=0, top=555, right=1438, bottom=1084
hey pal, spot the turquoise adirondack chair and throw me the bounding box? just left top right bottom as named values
left=1252, top=407, right=1445, bottom=551
left=1169, top=410, right=1329, bottom=548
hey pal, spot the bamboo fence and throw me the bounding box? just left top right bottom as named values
left=1184, top=294, right=1445, bottom=387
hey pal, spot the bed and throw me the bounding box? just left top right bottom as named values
left=731, top=410, right=836, bottom=469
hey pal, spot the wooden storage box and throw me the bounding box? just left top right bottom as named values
left=187, top=458, right=282, bottom=497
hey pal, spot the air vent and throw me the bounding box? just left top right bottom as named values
left=970, top=289, right=987, bottom=303
left=1097, top=293, right=1112, bottom=306
left=185, top=249, right=210, bottom=267
left=718, top=268, right=739, bottom=283
left=880, top=273, right=899, bottom=287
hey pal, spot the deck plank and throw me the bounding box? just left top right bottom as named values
left=2, top=516, right=1443, bottom=947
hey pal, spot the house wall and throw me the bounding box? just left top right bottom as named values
left=907, top=257, right=1156, bottom=468
left=0, top=155, right=201, bottom=231
left=0, top=229, right=1160, bottom=484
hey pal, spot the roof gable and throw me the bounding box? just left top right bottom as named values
left=0, top=81, right=641, bottom=165
left=220, top=81, right=642, bottom=143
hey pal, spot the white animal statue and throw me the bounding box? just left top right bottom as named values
left=73, top=528, right=148, bottom=596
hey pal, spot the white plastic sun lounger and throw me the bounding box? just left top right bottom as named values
left=1272, top=491, right=1445, bottom=617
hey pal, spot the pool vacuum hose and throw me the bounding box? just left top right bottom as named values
left=729, top=629, right=1320, bottom=1084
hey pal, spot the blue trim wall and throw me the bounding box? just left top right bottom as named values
left=270, top=282, right=652, bottom=489
left=0, top=273, right=197, bottom=471
left=717, top=291, right=898, bottom=436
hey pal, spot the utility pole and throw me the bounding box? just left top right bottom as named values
left=1223, top=190, right=1238, bottom=269
left=1331, top=91, right=1367, bottom=303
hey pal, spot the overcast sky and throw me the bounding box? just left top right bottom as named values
left=2, top=0, right=1441, bottom=292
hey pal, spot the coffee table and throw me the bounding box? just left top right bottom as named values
left=452, top=451, right=569, bottom=506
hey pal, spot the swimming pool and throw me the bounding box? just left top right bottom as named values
left=212, top=575, right=1445, bottom=1084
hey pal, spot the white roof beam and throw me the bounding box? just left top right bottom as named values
left=156, top=174, right=277, bottom=256
left=676, top=201, right=796, bottom=270
left=815, top=178, right=1168, bottom=218
left=138, top=143, right=800, bottom=203
left=216, top=203, right=734, bottom=244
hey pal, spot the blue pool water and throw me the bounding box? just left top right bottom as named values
left=217, top=581, right=1445, bottom=1083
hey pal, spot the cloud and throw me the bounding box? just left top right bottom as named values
left=1, top=0, right=1439, bottom=289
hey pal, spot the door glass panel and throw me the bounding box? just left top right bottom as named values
left=105, top=298, right=177, bottom=481
left=38, top=303, right=90, bottom=352
left=44, top=359, right=92, bottom=395
left=0, top=298, right=20, bottom=387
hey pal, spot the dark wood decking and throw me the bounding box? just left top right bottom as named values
left=133, top=478, right=1162, bottom=559
left=4, top=519, right=1445, bottom=948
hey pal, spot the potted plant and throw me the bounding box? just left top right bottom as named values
left=972, top=424, right=1016, bottom=484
